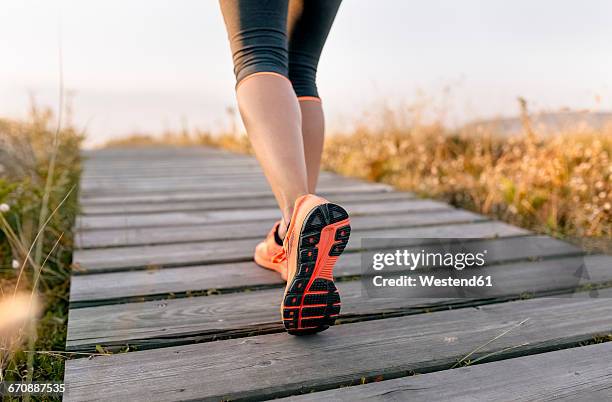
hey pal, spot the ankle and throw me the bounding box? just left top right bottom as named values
left=278, top=217, right=289, bottom=240
left=278, top=192, right=308, bottom=239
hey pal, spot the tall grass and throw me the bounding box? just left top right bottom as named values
left=0, top=105, right=83, bottom=386
left=322, top=102, right=611, bottom=239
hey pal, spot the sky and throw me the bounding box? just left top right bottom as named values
left=1, top=0, right=611, bottom=147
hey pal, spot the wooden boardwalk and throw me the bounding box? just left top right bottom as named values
left=63, top=147, right=612, bottom=401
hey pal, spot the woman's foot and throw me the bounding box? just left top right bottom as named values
left=278, top=194, right=351, bottom=335
left=254, top=221, right=288, bottom=280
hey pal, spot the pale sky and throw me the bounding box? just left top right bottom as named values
left=1, top=0, right=611, bottom=146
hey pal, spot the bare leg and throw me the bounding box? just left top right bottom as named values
left=237, top=73, right=308, bottom=238
left=299, top=99, right=325, bottom=193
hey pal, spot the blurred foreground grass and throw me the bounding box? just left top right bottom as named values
left=107, top=103, right=610, bottom=239
left=0, top=105, right=82, bottom=388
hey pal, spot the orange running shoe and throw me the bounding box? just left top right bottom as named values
left=254, top=221, right=288, bottom=280
left=279, top=194, right=351, bottom=335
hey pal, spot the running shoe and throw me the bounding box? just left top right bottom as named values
left=254, top=221, right=288, bottom=280
left=278, top=194, right=351, bottom=335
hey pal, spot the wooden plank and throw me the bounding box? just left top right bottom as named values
left=82, top=169, right=264, bottom=180
left=73, top=221, right=528, bottom=272
left=79, top=177, right=382, bottom=197
left=85, top=150, right=241, bottom=156
left=83, top=157, right=257, bottom=163
left=75, top=199, right=451, bottom=230
left=69, top=261, right=282, bottom=304
left=83, top=152, right=254, bottom=163
left=69, top=236, right=581, bottom=303
left=80, top=175, right=275, bottom=188
left=82, top=164, right=264, bottom=178
left=80, top=172, right=352, bottom=186
left=80, top=190, right=416, bottom=216
left=82, top=160, right=257, bottom=169
left=63, top=287, right=612, bottom=401
left=83, top=151, right=253, bottom=161
left=83, top=158, right=258, bottom=168
left=79, top=174, right=367, bottom=193
left=81, top=163, right=262, bottom=175
left=78, top=182, right=393, bottom=204
left=78, top=186, right=394, bottom=206
left=81, top=168, right=264, bottom=180
left=282, top=342, right=612, bottom=401
left=83, top=146, right=236, bottom=156
left=66, top=254, right=610, bottom=352
left=76, top=209, right=485, bottom=249
left=80, top=182, right=341, bottom=197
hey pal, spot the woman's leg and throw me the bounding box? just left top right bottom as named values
left=237, top=75, right=308, bottom=237
left=298, top=99, right=325, bottom=193
left=287, top=0, right=342, bottom=193
left=219, top=0, right=308, bottom=238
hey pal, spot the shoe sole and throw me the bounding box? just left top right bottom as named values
left=282, top=203, right=351, bottom=335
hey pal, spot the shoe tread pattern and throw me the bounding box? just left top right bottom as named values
left=283, top=203, right=350, bottom=335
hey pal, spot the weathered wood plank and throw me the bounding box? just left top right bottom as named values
left=80, top=190, right=416, bottom=216
left=82, top=162, right=261, bottom=172
left=282, top=342, right=612, bottom=401
left=81, top=169, right=265, bottom=181
left=83, top=162, right=263, bottom=173
left=83, top=151, right=253, bottom=163
left=73, top=221, right=528, bottom=272
left=83, top=159, right=257, bottom=168
left=83, top=150, right=247, bottom=158
left=81, top=177, right=365, bottom=192
left=63, top=287, right=612, bottom=401
left=78, top=187, right=395, bottom=208
left=79, top=177, right=386, bottom=197
left=75, top=199, right=451, bottom=230
left=80, top=171, right=353, bottom=185
left=80, top=172, right=363, bottom=194
left=78, top=183, right=393, bottom=204
left=83, top=146, right=237, bottom=156
left=81, top=163, right=262, bottom=176
left=69, top=236, right=580, bottom=303
left=83, top=152, right=253, bottom=161
left=76, top=209, right=485, bottom=249
left=80, top=182, right=340, bottom=197
left=82, top=165, right=265, bottom=178
left=66, top=255, right=610, bottom=352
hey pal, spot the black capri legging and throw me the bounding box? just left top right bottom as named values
left=219, top=0, right=342, bottom=99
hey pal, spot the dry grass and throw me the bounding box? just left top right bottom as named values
left=322, top=104, right=611, bottom=239
left=104, top=102, right=611, bottom=239
left=0, top=105, right=83, bottom=384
